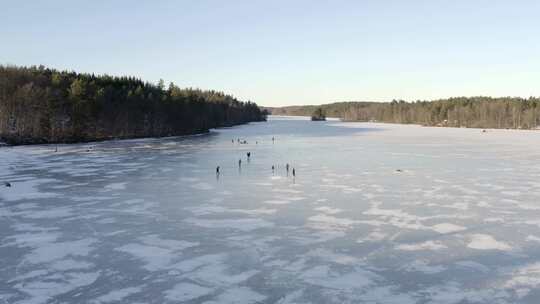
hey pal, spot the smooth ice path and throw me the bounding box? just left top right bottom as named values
left=2, top=116, right=540, bottom=303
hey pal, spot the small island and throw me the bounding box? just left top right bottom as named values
left=311, top=107, right=326, bottom=121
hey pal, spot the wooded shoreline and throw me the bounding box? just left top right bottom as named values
left=267, top=97, right=540, bottom=130
left=0, top=65, right=267, bottom=145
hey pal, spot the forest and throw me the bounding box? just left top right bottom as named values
left=269, top=97, right=540, bottom=129
left=0, top=65, right=266, bottom=144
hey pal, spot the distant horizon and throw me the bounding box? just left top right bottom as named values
left=2, top=1, right=539, bottom=106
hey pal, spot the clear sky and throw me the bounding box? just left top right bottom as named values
left=2, top=0, right=539, bottom=106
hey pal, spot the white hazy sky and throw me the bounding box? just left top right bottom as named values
left=2, top=0, right=540, bottom=106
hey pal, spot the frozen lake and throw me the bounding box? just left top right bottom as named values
left=2, top=116, right=540, bottom=303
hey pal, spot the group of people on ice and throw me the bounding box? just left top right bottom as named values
left=216, top=137, right=295, bottom=180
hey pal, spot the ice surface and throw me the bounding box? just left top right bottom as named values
left=164, top=282, right=213, bottom=302
left=184, top=217, right=275, bottom=231
left=3, top=117, right=540, bottom=303
left=90, top=286, right=142, bottom=303
left=205, top=286, right=266, bottom=304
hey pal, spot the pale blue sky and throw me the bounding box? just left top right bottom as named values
left=2, top=1, right=539, bottom=106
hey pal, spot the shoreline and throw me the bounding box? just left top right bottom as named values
left=0, top=119, right=265, bottom=147
left=270, top=114, right=540, bottom=132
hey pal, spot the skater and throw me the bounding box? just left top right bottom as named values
left=292, top=168, right=296, bottom=177
left=272, top=165, right=275, bottom=174
left=247, top=152, right=251, bottom=159
left=286, top=163, right=290, bottom=175
left=216, top=166, right=220, bottom=175
left=272, top=136, right=275, bottom=143
left=238, top=159, right=242, bottom=168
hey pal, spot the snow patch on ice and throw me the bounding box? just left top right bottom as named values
left=164, top=282, right=213, bottom=302
left=504, top=262, right=540, bottom=298
left=308, top=214, right=359, bottom=227
left=115, top=235, right=198, bottom=271
left=186, top=205, right=276, bottom=216
left=395, top=240, right=447, bottom=251
left=184, top=217, right=274, bottom=231
left=467, top=234, right=511, bottom=251
left=191, top=182, right=214, bottom=190
left=264, top=199, right=291, bottom=205
left=401, top=260, right=446, bottom=274
left=357, top=230, right=387, bottom=243
left=526, top=235, right=540, bottom=242
left=15, top=271, right=100, bottom=304
left=205, top=286, right=266, bottom=304
left=307, top=248, right=359, bottom=265
left=314, top=206, right=343, bottom=214
left=104, top=182, right=127, bottom=190
left=300, top=265, right=379, bottom=290
left=431, top=223, right=466, bottom=234
left=91, top=286, right=142, bottom=303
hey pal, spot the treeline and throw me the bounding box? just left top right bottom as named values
left=0, top=65, right=266, bottom=144
left=270, top=97, right=540, bottom=129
